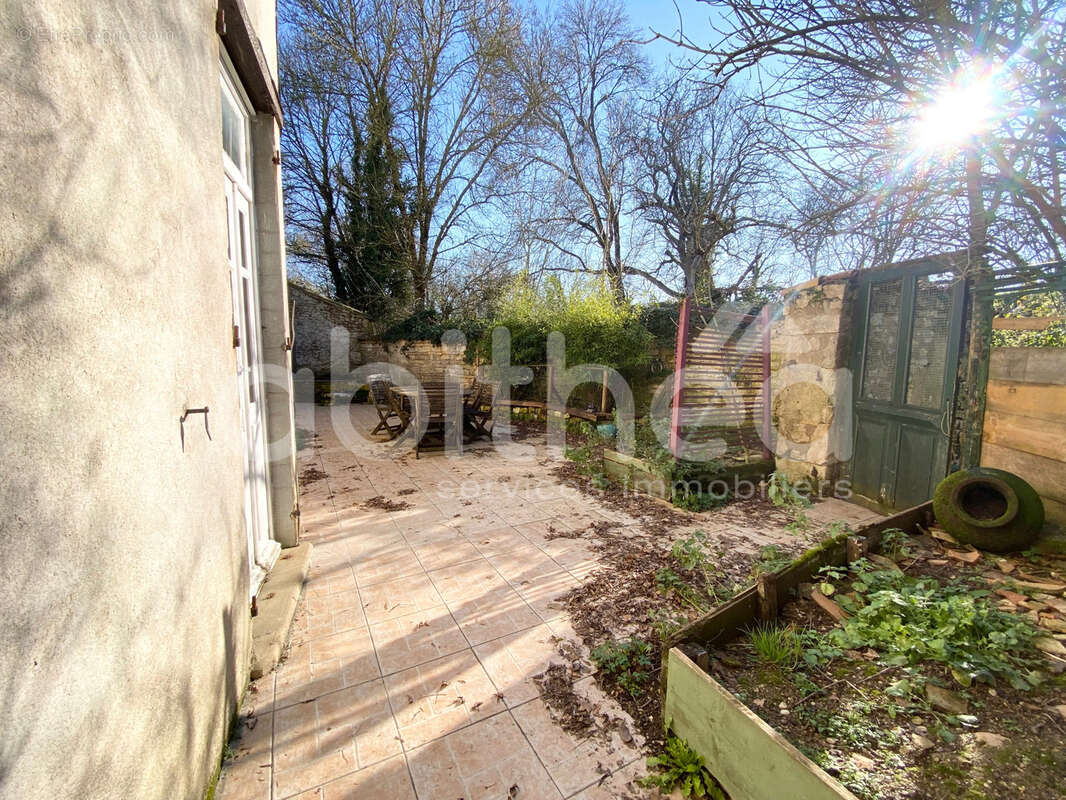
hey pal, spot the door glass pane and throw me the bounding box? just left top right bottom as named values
left=221, top=87, right=244, bottom=170
left=905, top=272, right=954, bottom=408
left=861, top=279, right=902, bottom=401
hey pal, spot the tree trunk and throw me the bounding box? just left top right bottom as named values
left=960, top=148, right=993, bottom=469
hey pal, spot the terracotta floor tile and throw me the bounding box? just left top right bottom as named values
left=447, top=584, right=543, bottom=646
left=466, top=526, right=529, bottom=557
left=472, top=624, right=562, bottom=707
left=383, top=650, right=502, bottom=749
left=512, top=698, right=641, bottom=797
left=566, top=757, right=648, bottom=800
left=513, top=571, right=581, bottom=623
left=486, top=544, right=567, bottom=587
left=352, top=543, right=424, bottom=587
left=359, top=573, right=444, bottom=625
left=426, top=559, right=509, bottom=606
left=273, top=747, right=358, bottom=800
left=409, top=537, right=483, bottom=572
left=216, top=711, right=273, bottom=800
left=275, top=626, right=379, bottom=709
left=406, top=713, right=562, bottom=800
left=221, top=405, right=674, bottom=800
left=274, top=678, right=400, bottom=796
left=371, top=606, right=468, bottom=675
left=319, top=754, right=415, bottom=800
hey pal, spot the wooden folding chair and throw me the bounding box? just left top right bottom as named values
left=368, top=374, right=407, bottom=439
left=464, top=380, right=494, bottom=440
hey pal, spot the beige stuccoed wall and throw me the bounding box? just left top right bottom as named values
left=0, top=1, right=291, bottom=798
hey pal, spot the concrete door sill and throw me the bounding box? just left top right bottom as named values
left=249, top=542, right=312, bottom=679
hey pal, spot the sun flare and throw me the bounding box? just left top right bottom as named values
left=910, top=70, right=999, bottom=154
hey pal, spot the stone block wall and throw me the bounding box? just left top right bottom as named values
left=289, top=282, right=476, bottom=382
left=290, top=282, right=376, bottom=377
left=769, top=278, right=855, bottom=485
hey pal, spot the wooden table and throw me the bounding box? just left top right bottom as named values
left=389, top=383, right=474, bottom=456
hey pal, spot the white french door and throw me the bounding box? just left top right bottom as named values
left=221, top=59, right=278, bottom=597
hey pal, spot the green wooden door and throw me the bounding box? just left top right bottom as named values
left=849, top=266, right=966, bottom=511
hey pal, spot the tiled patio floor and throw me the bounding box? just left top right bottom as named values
left=217, top=404, right=882, bottom=800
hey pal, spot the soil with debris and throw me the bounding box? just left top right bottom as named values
left=361, top=495, right=412, bottom=512
left=561, top=506, right=808, bottom=751
left=535, top=662, right=599, bottom=737
left=708, top=534, right=1066, bottom=800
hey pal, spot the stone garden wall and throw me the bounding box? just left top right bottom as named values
left=289, top=282, right=475, bottom=381
left=769, top=276, right=857, bottom=486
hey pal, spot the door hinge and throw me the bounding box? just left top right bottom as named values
left=215, top=8, right=226, bottom=35
left=232, top=325, right=240, bottom=348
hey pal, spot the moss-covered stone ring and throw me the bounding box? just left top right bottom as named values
left=933, top=467, right=1045, bottom=553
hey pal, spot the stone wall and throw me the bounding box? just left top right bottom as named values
left=769, top=278, right=855, bottom=485
left=290, top=282, right=377, bottom=377
left=290, top=282, right=475, bottom=381
left=360, top=339, right=476, bottom=381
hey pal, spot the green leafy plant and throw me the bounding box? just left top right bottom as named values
left=650, top=608, right=687, bottom=640
left=673, top=489, right=729, bottom=512
left=590, top=639, right=654, bottom=698
left=879, top=527, right=913, bottom=560
left=749, top=624, right=803, bottom=668
left=766, top=471, right=813, bottom=509
left=671, top=531, right=711, bottom=570
left=641, top=736, right=725, bottom=798
left=751, top=544, right=794, bottom=578
left=992, top=290, right=1066, bottom=348
left=786, top=509, right=811, bottom=535
left=829, top=566, right=1044, bottom=689
left=656, top=567, right=710, bottom=612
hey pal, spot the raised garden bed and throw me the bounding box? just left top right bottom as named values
left=662, top=503, right=1066, bottom=800
left=602, top=448, right=773, bottom=503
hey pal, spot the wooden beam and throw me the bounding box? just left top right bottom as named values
left=218, top=0, right=283, bottom=124
left=670, top=295, right=692, bottom=457
left=993, top=316, right=1066, bottom=331
left=665, top=649, right=859, bottom=800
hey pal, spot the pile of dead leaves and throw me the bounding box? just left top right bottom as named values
left=361, top=495, right=412, bottom=512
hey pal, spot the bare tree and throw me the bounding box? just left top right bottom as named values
left=632, top=82, right=777, bottom=300
left=654, top=0, right=1066, bottom=268
left=283, top=0, right=534, bottom=308
left=278, top=31, right=357, bottom=291
left=519, top=0, right=649, bottom=301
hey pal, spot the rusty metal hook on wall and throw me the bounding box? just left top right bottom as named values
left=180, top=406, right=211, bottom=452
